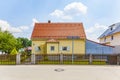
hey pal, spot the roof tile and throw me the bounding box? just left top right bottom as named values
left=31, top=22, right=86, bottom=39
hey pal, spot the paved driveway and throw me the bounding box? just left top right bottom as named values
left=0, top=65, right=120, bottom=80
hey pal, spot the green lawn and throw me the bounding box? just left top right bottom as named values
left=36, top=60, right=106, bottom=65
left=0, top=60, right=106, bottom=65
left=92, top=61, right=106, bottom=65
left=0, top=61, right=16, bottom=65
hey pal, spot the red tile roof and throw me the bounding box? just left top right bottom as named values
left=31, top=22, right=86, bottom=39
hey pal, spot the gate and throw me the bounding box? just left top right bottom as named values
left=108, top=54, right=117, bottom=65
left=35, top=54, right=61, bottom=64
left=20, top=54, right=31, bottom=64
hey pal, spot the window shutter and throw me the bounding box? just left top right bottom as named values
left=60, top=46, right=62, bottom=51
left=35, top=46, right=38, bottom=51
left=67, top=46, right=70, bottom=51
left=35, top=46, right=40, bottom=52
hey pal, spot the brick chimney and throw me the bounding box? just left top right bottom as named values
left=48, top=20, right=51, bottom=23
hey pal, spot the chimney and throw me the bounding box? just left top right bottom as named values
left=48, top=20, right=51, bottom=23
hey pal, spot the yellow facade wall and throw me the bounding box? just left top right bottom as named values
left=99, top=36, right=111, bottom=45
left=32, top=41, right=46, bottom=54
left=47, top=43, right=59, bottom=54
left=59, top=39, right=85, bottom=54
left=99, top=32, right=120, bottom=46
left=110, top=33, right=120, bottom=46
left=32, top=39, right=85, bottom=54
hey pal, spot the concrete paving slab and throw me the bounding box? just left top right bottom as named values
left=0, top=65, right=120, bottom=80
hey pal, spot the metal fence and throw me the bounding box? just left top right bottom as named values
left=0, top=54, right=16, bottom=65
left=35, top=54, right=119, bottom=65
left=0, top=54, right=120, bottom=65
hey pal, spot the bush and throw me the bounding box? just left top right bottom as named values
left=10, top=48, right=18, bottom=55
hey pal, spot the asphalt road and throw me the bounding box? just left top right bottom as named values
left=0, top=65, right=120, bottom=80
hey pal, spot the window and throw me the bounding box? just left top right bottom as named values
left=60, top=46, right=70, bottom=51
left=62, top=47, right=67, bottom=51
left=111, top=36, right=114, bottom=40
left=50, top=46, right=55, bottom=51
left=104, top=37, right=106, bottom=42
left=35, top=46, right=41, bottom=52
left=110, top=27, right=113, bottom=31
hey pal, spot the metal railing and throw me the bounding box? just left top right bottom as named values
left=0, top=54, right=120, bottom=65
left=34, top=54, right=119, bottom=65
left=0, top=54, right=16, bottom=65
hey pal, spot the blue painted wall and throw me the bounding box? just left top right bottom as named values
left=86, top=40, right=114, bottom=54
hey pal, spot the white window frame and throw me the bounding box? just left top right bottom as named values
left=35, top=46, right=41, bottom=52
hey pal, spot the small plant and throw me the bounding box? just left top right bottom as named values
left=10, top=48, right=18, bottom=55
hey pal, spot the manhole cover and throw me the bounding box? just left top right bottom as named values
left=54, top=68, right=64, bottom=72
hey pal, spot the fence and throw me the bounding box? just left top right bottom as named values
left=0, top=54, right=16, bottom=65
left=35, top=54, right=119, bottom=65
left=0, top=54, right=120, bottom=65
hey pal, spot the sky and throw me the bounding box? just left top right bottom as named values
left=0, top=0, right=120, bottom=41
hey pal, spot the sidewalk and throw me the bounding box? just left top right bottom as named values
left=0, top=65, right=120, bottom=80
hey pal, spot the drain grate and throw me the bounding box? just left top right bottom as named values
left=54, top=68, right=64, bottom=72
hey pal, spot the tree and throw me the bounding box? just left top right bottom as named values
left=17, top=37, right=32, bottom=48
left=27, top=40, right=32, bottom=47
left=0, top=29, right=32, bottom=54
left=16, top=38, right=23, bottom=51
left=16, top=37, right=32, bottom=55
left=0, top=30, right=17, bottom=53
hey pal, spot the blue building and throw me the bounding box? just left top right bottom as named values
left=86, top=40, right=114, bottom=54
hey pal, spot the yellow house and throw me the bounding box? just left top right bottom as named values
left=98, top=22, right=120, bottom=46
left=31, top=21, right=86, bottom=54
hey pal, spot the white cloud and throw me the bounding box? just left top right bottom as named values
left=50, top=2, right=87, bottom=20
left=19, top=26, right=29, bottom=30
left=0, top=20, right=29, bottom=33
left=0, top=19, right=40, bottom=38
left=64, top=2, right=87, bottom=15
left=0, top=20, right=22, bottom=33
left=50, top=10, right=64, bottom=18
left=32, top=18, right=39, bottom=26
left=50, top=10, right=72, bottom=20
left=10, top=27, right=22, bottom=33
left=86, top=23, right=107, bottom=42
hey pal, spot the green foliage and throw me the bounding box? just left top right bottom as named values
left=0, top=30, right=17, bottom=53
left=21, top=51, right=28, bottom=55
left=0, top=30, right=31, bottom=54
left=17, top=37, right=32, bottom=48
left=16, top=38, right=23, bottom=51
left=10, top=48, right=18, bottom=55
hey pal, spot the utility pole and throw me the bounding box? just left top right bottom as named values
left=67, top=36, right=80, bottom=64
left=72, top=38, right=74, bottom=64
